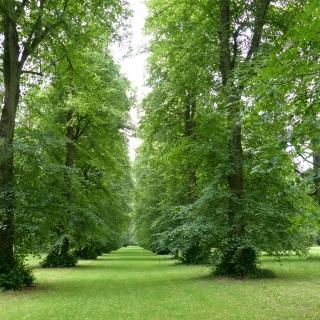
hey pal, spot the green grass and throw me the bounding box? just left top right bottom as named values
left=1, top=246, right=320, bottom=319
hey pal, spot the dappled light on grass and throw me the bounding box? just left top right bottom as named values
left=1, top=247, right=320, bottom=319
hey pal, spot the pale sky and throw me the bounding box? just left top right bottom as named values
left=113, top=0, right=148, bottom=161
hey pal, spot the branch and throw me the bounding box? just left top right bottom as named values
left=15, top=0, right=29, bottom=17
left=152, top=1, right=190, bottom=18
left=20, top=0, right=46, bottom=65
left=245, top=0, right=271, bottom=62
left=21, top=70, right=44, bottom=76
left=294, top=168, right=304, bottom=176
left=87, top=135, right=109, bottom=163
left=297, top=152, right=314, bottom=166
left=231, top=30, right=239, bottom=70
left=75, top=115, right=91, bottom=141
left=279, top=71, right=320, bottom=85
left=19, top=0, right=70, bottom=69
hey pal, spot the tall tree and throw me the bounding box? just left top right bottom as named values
left=0, top=0, right=130, bottom=288
left=137, top=0, right=317, bottom=276
left=21, top=45, right=133, bottom=266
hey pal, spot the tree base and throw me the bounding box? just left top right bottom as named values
left=212, top=247, right=275, bottom=278
left=41, top=247, right=78, bottom=268
left=75, top=246, right=99, bottom=260
left=181, top=244, right=211, bottom=264
left=0, top=255, right=35, bottom=290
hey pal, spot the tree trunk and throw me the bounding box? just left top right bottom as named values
left=219, top=0, right=244, bottom=229
left=216, top=0, right=271, bottom=275
left=62, top=109, right=76, bottom=253
left=313, top=154, right=320, bottom=207
left=181, top=95, right=203, bottom=264
left=65, top=109, right=75, bottom=169
left=184, top=96, right=197, bottom=204
left=0, top=1, right=22, bottom=268
left=217, top=0, right=248, bottom=275
left=44, top=109, right=76, bottom=265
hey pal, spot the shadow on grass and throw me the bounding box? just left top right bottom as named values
left=109, top=253, right=156, bottom=256
left=261, top=255, right=320, bottom=263
left=104, top=257, right=164, bottom=261
left=305, top=255, right=320, bottom=262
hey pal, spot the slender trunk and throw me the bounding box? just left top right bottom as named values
left=62, top=109, right=75, bottom=253
left=313, top=154, right=320, bottom=207
left=217, top=0, right=248, bottom=274
left=184, top=96, right=196, bottom=204
left=65, top=109, right=75, bottom=169
left=42, top=111, right=77, bottom=267
left=216, top=0, right=271, bottom=275
left=227, top=105, right=244, bottom=233
left=0, top=1, right=21, bottom=267
left=219, top=0, right=244, bottom=235
left=182, top=96, right=202, bottom=263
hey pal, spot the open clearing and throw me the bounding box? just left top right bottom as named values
left=1, top=246, right=320, bottom=319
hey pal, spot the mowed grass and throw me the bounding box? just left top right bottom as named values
left=1, top=247, right=320, bottom=319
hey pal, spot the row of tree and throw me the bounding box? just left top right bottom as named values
left=0, top=0, right=134, bottom=289
left=133, top=0, right=320, bottom=276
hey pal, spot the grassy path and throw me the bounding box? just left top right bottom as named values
left=1, top=246, right=320, bottom=319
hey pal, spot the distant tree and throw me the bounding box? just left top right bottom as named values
left=18, top=45, right=133, bottom=267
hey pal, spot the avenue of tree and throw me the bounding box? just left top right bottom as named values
left=0, top=0, right=133, bottom=289
left=0, top=0, right=320, bottom=290
left=134, top=0, right=320, bottom=275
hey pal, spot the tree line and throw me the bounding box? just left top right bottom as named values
left=0, top=0, right=133, bottom=289
left=1, top=0, right=320, bottom=290
left=133, top=0, right=320, bottom=276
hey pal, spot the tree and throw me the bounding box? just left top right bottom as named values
left=19, top=44, right=133, bottom=266
left=0, top=0, right=130, bottom=288
left=135, top=0, right=317, bottom=276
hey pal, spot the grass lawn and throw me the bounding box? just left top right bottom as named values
left=1, top=246, right=320, bottom=319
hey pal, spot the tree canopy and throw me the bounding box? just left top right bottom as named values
left=0, top=0, right=133, bottom=289
left=1, top=0, right=320, bottom=289
left=133, top=0, right=319, bottom=276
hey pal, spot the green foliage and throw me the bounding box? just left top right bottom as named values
left=75, top=246, right=100, bottom=260
left=14, top=42, right=134, bottom=262
left=0, top=0, right=133, bottom=289
left=134, top=0, right=319, bottom=278
left=101, top=242, right=120, bottom=254
left=0, top=255, right=35, bottom=291
left=41, top=246, right=78, bottom=268
left=211, top=247, right=276, bottom=278
left=180, top=243, right=211, bottom=265
left=212, top=247, right=258, bottom=276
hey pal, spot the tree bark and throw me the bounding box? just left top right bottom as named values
left=216, top=0, right=270, bottom=275
left=0, top=0, right=22, bottom=266
left=219, top=0, right=243, bottom=235
left=184, top=96, right=196, bottom=204
left=62, top=109, right=76, bottom=253
left=0, top=0, right=64, bottom=268
left=313, top=154, right=320, bottom=206
left=65, top=109, right=75, bottom=170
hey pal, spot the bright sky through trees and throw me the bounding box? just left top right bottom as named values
left=113, top=0, right=148, bottom=160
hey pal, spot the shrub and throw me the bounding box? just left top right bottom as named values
left=75, top=246, right=99, bottom=260
left=41, top=246, right=78, bottom=268
left=211, top=247, right=275, bottom=278
left=156, top=248, right=171, bottom=255
left=0, top=255, right=35, bottom=290
left=180, top=243, right=211, bottom=264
